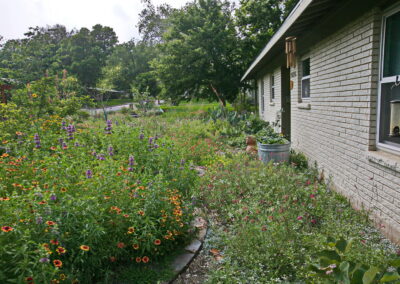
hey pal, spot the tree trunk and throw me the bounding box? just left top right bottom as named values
left=210, top=84, right=226, bottom=107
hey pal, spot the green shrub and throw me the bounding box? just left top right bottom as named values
left=256, top=127, right=289, bottom=144
left=0, top=118, right=198, bottom=283
left=289, top=150, right=308, bottom=170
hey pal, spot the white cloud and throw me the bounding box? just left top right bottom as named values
left=0, top=0, right=189, bottom=42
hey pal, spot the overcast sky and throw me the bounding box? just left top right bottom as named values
left=0, top=0, right=190, bottom=43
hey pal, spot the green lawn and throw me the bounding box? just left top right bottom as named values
left=97, top=98, right=134, bottom=107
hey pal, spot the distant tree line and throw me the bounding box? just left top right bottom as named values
left=0, top=0, right=299, bottom=105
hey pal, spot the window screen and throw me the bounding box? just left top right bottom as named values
left=301, top=58, right=310, bottom=99
left=383, top=11, right=400, bottom=77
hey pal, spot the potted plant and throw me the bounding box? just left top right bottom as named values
left=255, top=126, right=290, bottom=164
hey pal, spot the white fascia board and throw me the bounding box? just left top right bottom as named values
left=241, top=0, right=314, bottom=81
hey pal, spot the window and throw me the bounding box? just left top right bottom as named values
left=301, top=58, right=310, bottom=99
left=260, top=79, right=265, bottom=113
left=270, top=75, right=275, bottom=101
left=379, top=8, right=400, bottom=148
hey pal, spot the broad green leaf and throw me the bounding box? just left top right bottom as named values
left=363, top=267, right=380, bottom=284
left=351, top=268, right=366, bottom=284
left=336, top=238, right=347, bottom=253
left=389, top=259, right=400, bottom=267
left=345, top=238, right=354, bottom=253
left=380, top=271, right=400, bottom=282
left=318, top=250, right=341, bottom=262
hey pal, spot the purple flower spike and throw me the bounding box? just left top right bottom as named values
left=34, top=133, right=41, bottom=148
left=36, top=216, right=43, bottom=224
left=105, top=120, right=112, bottom=134
left=96, top=154, right=105, bottom=161
left=148, top=137, right=154, bottom=144
left=39, top=257, right=49, bottom=263
left=139, top=133, right=144, bottom=140
left=50, top=194, right=57, bottom=201
left=74, top=142, right=80, bottom=147
left=180, top=159, right=186, bottom=166
left=86, top=169, right=93, bottom=179
left=108, top=146, right=114, bottom=156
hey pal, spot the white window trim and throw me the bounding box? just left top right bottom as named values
left=270, top=74, right=275, bottom=102
left=300, top=58, right=311, bottom=100
left=376, top=4, right=400, bottom=152
left=260, top=79, right=265, bottom=113
left=301, top=75, right=311, bottom=100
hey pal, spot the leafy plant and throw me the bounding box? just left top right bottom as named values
left=309, top=236, right=400, bottom=283
left=256, top=126, right=288, bottom=144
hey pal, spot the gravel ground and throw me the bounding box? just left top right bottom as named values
left=173, top=250, right=212, bottom=284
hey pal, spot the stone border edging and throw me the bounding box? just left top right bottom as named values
left=163, top=217, right=208, bottom=284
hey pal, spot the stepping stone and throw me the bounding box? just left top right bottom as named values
left=172, top=253, right=195, bottom=273
left=197, top=228, right=207, bottom=241
left=185, top=239, right=202, bottom=253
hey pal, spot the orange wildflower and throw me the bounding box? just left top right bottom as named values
left=1, top=226, right=13, bottom=232
left=127, top=227, right=135, bottom=234
left=46, top=221, right=56, bottom=226
left=117, top=242, right=125, bottom=248
left=154, top=239, right=161, bottom=246
left=142, top=256, right=149, bottom=263
left=53, top=259, right=62, bottom=268
left=80, top=245, right=90, bottom=251
left=56, top=247, right=67, bottom=254
left=132, top=244, right=139, bottom=250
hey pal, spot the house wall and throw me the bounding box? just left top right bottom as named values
left=288, top=7, right=400, bottom=243
left=258, top=66, right=282, bottom=131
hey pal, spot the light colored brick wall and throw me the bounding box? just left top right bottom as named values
left=288, top=8, right=400, bottom=243
left=255, top=7, right=400, bottom=243
left=258, top=67, right=282, bottom=131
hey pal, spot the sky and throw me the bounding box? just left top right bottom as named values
left=0, top=0, right=190, bottom=43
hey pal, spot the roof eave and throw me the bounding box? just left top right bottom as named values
left=241, top=0, right=313, bottom=81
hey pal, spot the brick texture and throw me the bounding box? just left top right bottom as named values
left=257, top=8, right=400, bottom=243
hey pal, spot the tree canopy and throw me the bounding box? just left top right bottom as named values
left=0, top=0, right=299, bottom=103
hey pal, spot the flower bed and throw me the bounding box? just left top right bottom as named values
left=195, top=155, right=400, bottom=283
left=0, top=118, right=198, bottom=283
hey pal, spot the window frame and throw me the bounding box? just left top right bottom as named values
left=301, top=58, right=311, bottom=100
left=260, top=78, right=265, bottom=113
left=270, top=74, right=275, bottom=102
left=377, top=4, right=400, bottom=152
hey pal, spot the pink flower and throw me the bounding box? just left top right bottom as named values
left=310, top=194, right=316, bottom=199
left=311, top=219, right=317, bottom=224
left=297, top=216, right=303, bottom=220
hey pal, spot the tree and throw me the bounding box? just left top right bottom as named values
left=151, top=0, right=242, bottom=106
left=0, top=25, right=71, bottom=82
left=235, top=0, right=300, bottom=66
left=58, top=25, right=118, bottom=87
left=138, top=0, right=174, bottom=45
left=98, top=40, right=159, bottom=96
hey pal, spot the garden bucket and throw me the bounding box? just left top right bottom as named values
left=257, top=142, right=290, bottom=164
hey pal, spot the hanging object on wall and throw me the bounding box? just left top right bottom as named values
left=285, top=37, right=297, bottom=68
left=390, top=100, right=400, bottom=137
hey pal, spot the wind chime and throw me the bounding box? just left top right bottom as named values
left=285, top=37, right=297, bottom=68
